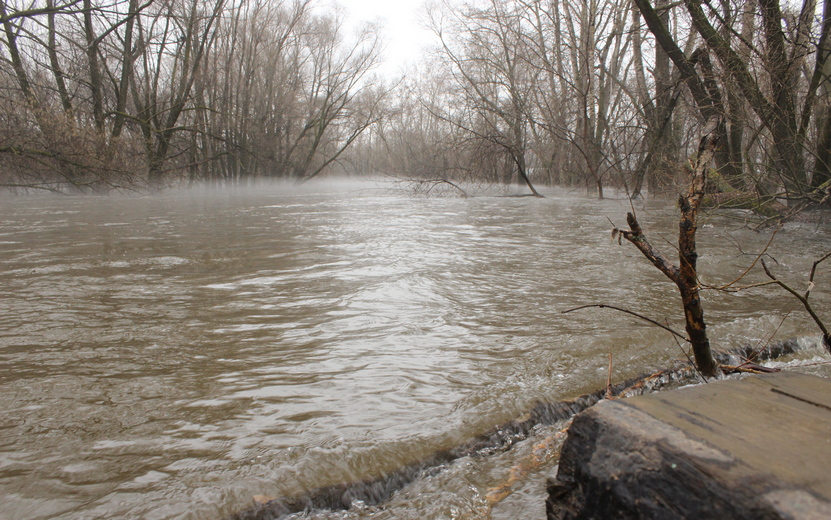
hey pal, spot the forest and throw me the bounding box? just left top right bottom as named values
left=1, top=0, right=831, bottom=213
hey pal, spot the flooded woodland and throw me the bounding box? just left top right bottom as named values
left=3, top=0, right=831, bottom=517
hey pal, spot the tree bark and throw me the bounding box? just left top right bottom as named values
left=617, top=116, right=721, bottom=378
left=83, top=0, right=104, bottom=133
left=46, top=0, right=72, bottom=115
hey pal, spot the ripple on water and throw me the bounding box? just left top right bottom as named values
left=0, top=186, right=828, bottom=520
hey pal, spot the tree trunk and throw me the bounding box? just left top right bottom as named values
left=648, top=0, right=675, bottom=191
left=112, top=0, right=138, bottom=139
left=811, top=0, right=831, bottom=191
left=1, top=0, right=38, bottom=109
left=617, top=117, right=721, bottom=378
left=83, top=0, right=104, bottom=133
left=46, top=0, right=72, bottom=115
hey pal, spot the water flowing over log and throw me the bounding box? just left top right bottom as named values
left=226, top=338, right=812, bottom=520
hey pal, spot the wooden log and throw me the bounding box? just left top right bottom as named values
left=547, top=371, right=831, bottom=519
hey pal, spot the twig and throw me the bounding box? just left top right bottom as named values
left=786, top=360, right=831, bottom=368
left=761, top=258, right=830, bottom=352
left=806, top=251, right=831, bottom=299
left=708, top=225, right=781, bottom=291
left=742, top=311, right=790, bottom=365
left=419, top=178, right=469, bottom=198
left=562, top=304, right=688, bottom=341
left=701, top=280, right=779, bottom=293
left=720, top=364, right=780, bottom=374
left=723, top=230, right=779, bottom=263
left=606, top=352, right=614, bottom=399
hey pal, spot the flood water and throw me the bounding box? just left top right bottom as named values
left=1, top=181, right=829, bottom=520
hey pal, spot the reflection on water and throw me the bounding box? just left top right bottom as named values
left=0, top=181, right=829, bottom=519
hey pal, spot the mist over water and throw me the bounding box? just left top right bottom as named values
left=1, top=181, right=829, bottom=519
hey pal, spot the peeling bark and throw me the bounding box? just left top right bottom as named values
left=616, top=117, right=720, bottom=378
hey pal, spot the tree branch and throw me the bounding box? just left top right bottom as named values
left=562, top=304, right=688, bottom=341
left=761, top=258, right=830, bottom=352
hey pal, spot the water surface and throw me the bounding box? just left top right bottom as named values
left=1, top=182, right=829, bottom=519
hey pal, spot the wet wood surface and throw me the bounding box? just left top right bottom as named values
left=629, top=371, right=831, bottom=505
left=548, top=371, right=831, bottom=519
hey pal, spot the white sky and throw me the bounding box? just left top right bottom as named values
left=330, top=0, right=437, bottom=77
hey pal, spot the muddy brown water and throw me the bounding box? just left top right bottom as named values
left=1, top=181, right=829, bottom=519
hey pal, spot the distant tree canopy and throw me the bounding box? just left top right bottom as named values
left=2, top=0, right=831, bottom=209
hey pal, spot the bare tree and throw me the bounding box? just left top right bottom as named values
left=634, top=0, right=831, bottom=211
left=126, top=0, right=225, bottom=184
left=429, top=0, right=543, bottom=196
left=615, top=117, right=722, bottom=378
left=518, top=0, right=641, bottom=198
left=187, top=0, right=385, bottom=185
left=0, top=0, right=153, bottom=190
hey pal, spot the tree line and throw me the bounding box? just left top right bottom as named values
left=0, top=0, right=385, bottom=191
left=2, top=0, right=831, bottom=211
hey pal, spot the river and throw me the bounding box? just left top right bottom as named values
left=1, top=180, right=829, bottom=520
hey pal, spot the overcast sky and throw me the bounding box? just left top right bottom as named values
left=329, top=0, right=437, bottom=77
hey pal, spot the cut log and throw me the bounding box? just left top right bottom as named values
left=547, top=372, right=831, bottom=519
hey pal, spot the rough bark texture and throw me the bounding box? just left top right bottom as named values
left=618, top=117, right=720, bottom=377
left=547, top=372, right=831, bottom=520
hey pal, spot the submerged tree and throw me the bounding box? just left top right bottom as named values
left=614, top=117, right=721, bottom=378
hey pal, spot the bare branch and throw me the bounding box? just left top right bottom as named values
left=761, top=258, right=830, bottom=352
left=562, top=304, right=688, bottom=341
left=707, top=225, right=782, bottom=291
